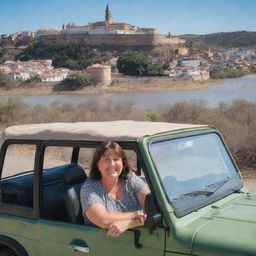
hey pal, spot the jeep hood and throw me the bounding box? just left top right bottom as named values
left=192, top=194, right=256, bottom=256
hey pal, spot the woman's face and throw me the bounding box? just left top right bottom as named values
left=97, top=149, right=123, bottom=180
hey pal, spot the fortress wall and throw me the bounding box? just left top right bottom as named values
left=39, top=34, right=183, bottom=46
left=154, top=35, right=185, bottom=45
left=86, top=65, right=112, bottom=86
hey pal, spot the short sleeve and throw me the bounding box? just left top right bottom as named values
left=80, top=179, right=105, bottom=214
left=128, top=172, right=148, bottom=195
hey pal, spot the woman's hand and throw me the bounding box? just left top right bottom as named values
left=107, top=213, right=146, bottom=238
left=107, top=221, right=130, bottom=238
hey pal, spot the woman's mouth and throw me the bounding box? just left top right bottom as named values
left=107, top=168, right=117, bottom=172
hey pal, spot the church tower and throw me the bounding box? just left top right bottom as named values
left=105, top=5, right=112, bottom=26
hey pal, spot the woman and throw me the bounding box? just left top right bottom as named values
left=80, top=141, right=150, bottom=238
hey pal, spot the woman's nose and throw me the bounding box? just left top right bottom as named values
left=108, top=159, right=115, bottom=165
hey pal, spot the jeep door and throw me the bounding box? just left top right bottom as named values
left=37, top=143, right=165, bottom=256
left=37, top=219, right=165, bottom=256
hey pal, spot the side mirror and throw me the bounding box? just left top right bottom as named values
left=144, top=193, right=162, bottom=229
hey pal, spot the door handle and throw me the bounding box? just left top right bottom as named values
left=69, top=239, right=90, bottom=253
left=69, top=244, right=90, bottom=253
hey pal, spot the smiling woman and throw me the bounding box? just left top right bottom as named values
left=80, top=141, right=150, bottom=237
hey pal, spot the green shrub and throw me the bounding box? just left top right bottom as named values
left=53, top=72, right=92, bottom=91
left=117, top=52, right=164, bottom=76
left=25, top=75, right=41, bottom=83
left=147, top=112, right=162, bottom=122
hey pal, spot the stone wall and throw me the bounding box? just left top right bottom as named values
left=85, top=64, right=111, bottom=86
left=39, top=33, right=184, bottom=47
left=154, top=35, right=185, bottom=45
left=192, top=71, right=210, bottom=81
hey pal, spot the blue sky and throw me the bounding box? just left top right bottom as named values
left=1, top=0, right=256, bottom=35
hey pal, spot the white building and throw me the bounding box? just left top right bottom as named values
left=0, top=60, right=69, bottom=82
left=35, top=29, right=60, bottom=37
left=180, top=58, right=201, bottom=68
left=9, top=72, right=30, bottom=81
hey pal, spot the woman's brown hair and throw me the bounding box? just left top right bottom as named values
left=90, top=141, right=132, bottom=181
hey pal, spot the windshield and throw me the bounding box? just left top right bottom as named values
left=150, top=132, right=243, bottom=217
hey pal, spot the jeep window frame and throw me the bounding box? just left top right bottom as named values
left=148, top=128, right=243, bottom=217
left=0, top=139, right=156, bottom=222
left=0, top=139, right=41, bottom=219
left=38, top=140, right=154, bottom=220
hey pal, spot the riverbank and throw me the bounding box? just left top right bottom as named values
left=0, top=76, right=219, bottom=96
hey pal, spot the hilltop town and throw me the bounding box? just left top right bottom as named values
left=0, top=5, right=256, bottom=90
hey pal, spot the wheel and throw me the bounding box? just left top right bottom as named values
left=0, top=249, right=17, bottom=256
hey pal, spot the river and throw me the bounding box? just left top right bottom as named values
left=1, top=75, right=256, bottom=110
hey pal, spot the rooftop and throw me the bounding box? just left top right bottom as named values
left=0, top=121, right=207, bottom=144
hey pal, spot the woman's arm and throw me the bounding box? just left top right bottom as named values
left=137, top=187, right=151, bottom=209
left=85, top=204, right=144, bottom=229
left=107, top=187, right=151, bottom=238
left=107, top=217, right=145, bottom=238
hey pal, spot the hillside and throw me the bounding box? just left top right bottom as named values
left=0, top=46, right=25, bottom=64
left=13, top=42, right=113, bottom=70
left=180, top=31, right=256, bottom=48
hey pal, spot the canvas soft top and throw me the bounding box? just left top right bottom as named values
left=0, top=120, right=207, bottom=144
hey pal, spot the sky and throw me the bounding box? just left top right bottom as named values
left=1, top=0, right=256, bottom=36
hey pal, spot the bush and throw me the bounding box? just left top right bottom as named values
left=117, top=52, right=164, bottom=76
left=163, top=100, right=207, bottom=123
left=0, top=98, right=31, bottom=126
left=0, top=98, right=255, bottom=169
left=0, top=71, right=14, bottom=89
left=210, top=66, right=256, bottom=79
left=0, top=38, right=13, bottom=47
left=53, top=72, right=92, bottom=91
left=160, top=99, right=256, bottom=168
left=25, top=75, right=41, bottom=83
left=147, top=112, right=162, bottom=122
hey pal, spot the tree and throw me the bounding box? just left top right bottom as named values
left=53, top=72, right=92, bottom=91
left=117, top=52, right=164, bottom=76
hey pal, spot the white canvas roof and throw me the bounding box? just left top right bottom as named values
left=0, top=121, right=208, bottom=144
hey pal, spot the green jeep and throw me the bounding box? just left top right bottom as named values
left=0, top=121, right=255, bottom=256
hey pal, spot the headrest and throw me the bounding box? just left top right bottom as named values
left=64, top=164, right=87, bottom=185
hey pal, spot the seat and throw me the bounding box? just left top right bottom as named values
left=63, top=164, right=87, bottom=224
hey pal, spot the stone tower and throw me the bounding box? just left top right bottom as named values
left=105, top=5, right=112, bottom=26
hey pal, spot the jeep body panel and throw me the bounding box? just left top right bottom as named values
left=162, top=193, right=256, bottom=256
left=192, top=193, right=256, bottom=256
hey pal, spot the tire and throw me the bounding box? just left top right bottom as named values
left=0, top=249, right=17, bottom=256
